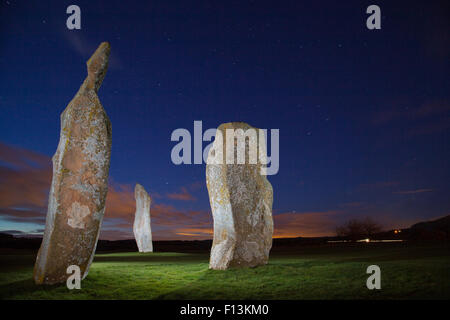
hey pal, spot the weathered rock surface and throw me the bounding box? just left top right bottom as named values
left=133, top=184, right=153, bottom=253
left=206, top=122, right=273, bottom=270
left=33, top=42, right=112, bottom=284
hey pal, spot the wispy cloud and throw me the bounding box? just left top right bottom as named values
left=373, top=100, right=450, bottom=125
left=0, top=141, right=210, bottom=240
left=0, top=230, right=26, bottom=236
left=0, top=143, right=345, bottom=239
left=0, top=229, right=44, bottom=237
left=339, top=202, right=365, bottom=208
left=372, top=100, right=450, bottom=136
left=273, top=211, right=342, bottom=238
left=393, top=189, right=433, bottom=195
left=359, top=181, right=399, bottom=189
left=63, top=32, right=122, bottom=69
left=0, top=142, right=445, bottom=241
left=0, top=142, right=51, bottom=211
left=166, top=187, right=196, bottom=201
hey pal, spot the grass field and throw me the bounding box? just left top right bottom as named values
left=0, top=243, right=449, bottom=300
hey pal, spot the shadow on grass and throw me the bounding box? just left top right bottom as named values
left=93, top=253, right=208, bottom=264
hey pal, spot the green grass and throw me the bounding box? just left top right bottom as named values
left=0, top=243, right=449, bottom=299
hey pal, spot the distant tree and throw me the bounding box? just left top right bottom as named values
left=361, top=217, right=382, bottom=237
left=336, top=217, right=382, bottom=241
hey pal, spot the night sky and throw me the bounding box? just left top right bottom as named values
left=0, top=0, right=449, bottom=240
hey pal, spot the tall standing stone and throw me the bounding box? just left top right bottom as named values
left=133, top=183, right=153, bottom=253
left=33, top=42, right=112, bottom=284
left=206, top=122, right=273, bottom=270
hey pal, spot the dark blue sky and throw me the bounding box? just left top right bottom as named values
left=0, top=0, right=449, bottom=239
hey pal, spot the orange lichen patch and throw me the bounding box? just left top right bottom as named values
left=62, top=148, right=85, bottom=172
left=221, top=228, right=228, bottom=240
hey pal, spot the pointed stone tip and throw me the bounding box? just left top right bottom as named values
left=85, top=42, right=111, bottom=92
left=135, top=183, right=151, bottom=200
left=217, top=121, right=254, bottom=131
left=135, top=183, right=143, bottom=190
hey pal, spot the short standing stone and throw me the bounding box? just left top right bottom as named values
left=133, top=183, right=153, bottom=253
left=206, top=122, right=273, bottom=270
left=33, top=42, right=112, bottom=284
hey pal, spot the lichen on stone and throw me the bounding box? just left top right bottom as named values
left=33, top=42, right=112, bottom=285
left=206, top=122, right=274, bottom=270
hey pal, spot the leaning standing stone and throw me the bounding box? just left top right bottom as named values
left=133, top=183, right=153, bottom=253
left=33, top=42, right=112, bottom=284
left=206, top=122, right=273, bottom=270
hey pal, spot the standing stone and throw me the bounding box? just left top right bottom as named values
left=33, top=42, right=112, bottom=284
left=206, top=122, right=273, bottom=270
left=133, top=183, right=153, bottom=253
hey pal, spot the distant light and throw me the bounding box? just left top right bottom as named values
left=328, top=239, right=404, bottom=243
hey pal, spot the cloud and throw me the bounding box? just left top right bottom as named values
left=371, top=100, right=450, bottom=136
left=0, top=141, right=346, bottom=240
left=0, top=230, right=26, bottom=236
left=0, top=142, right=415, bottom=241
left=0, top=142, right=211, bottom=240
left=407, top=118, right=450, bottom=136
left=0, top=142, right=50, bottom=169
left=0, top=207, right=46, bottom=224
left=0, top=228, right=44, bottom=237
left=0, top=142, right=444, bottom=241
left=413, top=101, right=450, bottom=118
left=372, top=100, right=449, bottom=124
left=393, top=189, right=433, bottom=195
left=0, top=142, right=51, bottom=211
left=99, top=182, right=209, bottom=239
left=175, top=228, right=213, bottom=237
left=359, top=181, right=399, bottom=189
left=166, top=187, right=196, bottom=201
left=0, top=142, right=51, bottom=229
left=63, top=32, right=122, bottom=69
left=273, top=211, right=341, bottom=238
left=98, top=229, right=134, bottom=241
left=339, top=202, right=365, bottom=208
